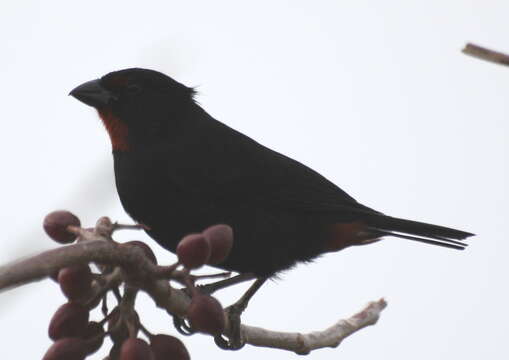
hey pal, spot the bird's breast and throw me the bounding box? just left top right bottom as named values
left=112, top=151, right=220, bottom=243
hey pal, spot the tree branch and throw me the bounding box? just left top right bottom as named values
left=0, top=220, right=386, bottom=354
left=241, top=299, right=386, bottom=354
left=463, top=43, right=509, bottom=66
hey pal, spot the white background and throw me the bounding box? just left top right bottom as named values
left=0, top=1, right=507, bottom=359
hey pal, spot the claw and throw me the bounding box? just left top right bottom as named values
left=215, top=334, right=244, bottom=350
left=212, top=277, right=266, bottom=349
left=225, top=304, right=246, bottom=349
left=172, top=315, right=196, bottom=336
left=214, top=334, right=231, bottom=349
left=213, top=304, right=246, bottom=350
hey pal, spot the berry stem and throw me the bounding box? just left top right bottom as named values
left=138, top=322, right=154, bottom=339
left=85, top=267, right=123, bottom=310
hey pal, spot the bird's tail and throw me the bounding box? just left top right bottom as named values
left=364, top=215, right=474, bottom=250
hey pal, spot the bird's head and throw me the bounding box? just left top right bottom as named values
left=70, top=68, right=195, bottom=151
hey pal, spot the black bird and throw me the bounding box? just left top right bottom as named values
left=70, top=68, right=473, bottom=346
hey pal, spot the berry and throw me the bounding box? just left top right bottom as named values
left=176, top=234, right=210, bottom=269
left=203, top=224, right=234, bottom=264
left=120, top=338, right=155, bottom=360
left=150, top=334, right=190, bottom=360
left=108, top=309, right=139, bottom=345
left=58, top=265, right=93, bottom=301
left=83, top=321, right=105, bottom=354
left=42, top=338, right=88, bottom=360
left=122, top=241, right=157, bottom=264
left=48, top=302, right=89, bottom=340
left=108, top=309, right=129, bottom=344
left=43, top=210, right=81, bottom=244
left=187, top=294, right=225, bottom=336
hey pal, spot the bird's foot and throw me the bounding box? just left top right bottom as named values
left=214, top=277, right=267, bottom=349
left=173, top=274, right=249, bottom=337
left=214, top=302, right=247, bottom=350
left=172, top=315, right=196, bottom=336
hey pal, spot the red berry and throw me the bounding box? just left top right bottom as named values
left=108, top=309, right=129, bottom=344
left=150, top=334, right=190, bottom=360
left=43, top=210, right=81, bottom=244
left=42, top=338, right=88, bottom=360
left=48, top=302, right=89, bottom=340
left=108, top=309, right=139, bottom=345
left=187, top=294, right=225, bottom=336
left=120, top=338, right=155, bottom=360
left=122, top=241, right=157, bottom=264
left=176, top=234, right=210, bottom=269
left=58, top=265, right=93, bottom=301
left=83, top=321, right=105, bottom=354
left=203, top=224, right=234, bottom=264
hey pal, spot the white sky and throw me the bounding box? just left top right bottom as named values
left=0, top=1, right=508, bottom=359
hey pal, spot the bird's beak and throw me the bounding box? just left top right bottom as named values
left=69, top=79, right=115, bottom=108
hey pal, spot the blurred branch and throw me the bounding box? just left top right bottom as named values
left=462, top=43, right=509, bottom=66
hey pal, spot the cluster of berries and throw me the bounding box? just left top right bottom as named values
left=42, top=210, right=234, bottom=360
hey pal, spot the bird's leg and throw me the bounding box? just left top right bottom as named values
left=173, top=273, right=256, bottom=336
left=215, top=277, right=267, bottom=350
left=198, top=272, right=256, bottom=295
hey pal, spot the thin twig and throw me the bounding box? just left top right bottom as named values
left=87, top=267, right=123, bottom=310
left=463, top=43, right=509, bottom=66
left=113, top=222, right=151, bottom=232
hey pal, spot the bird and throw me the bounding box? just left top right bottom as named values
left=70, top=67, right=473, bottom=275
left=70, top=68, right=473, bottom=344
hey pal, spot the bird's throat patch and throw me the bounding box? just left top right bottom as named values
left=98, top=109, right=129, bottom=151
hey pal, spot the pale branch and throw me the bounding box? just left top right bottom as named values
left=0, top=221, right=387, bottom=354
left=462, top=43, right=509, bottom=66
left=241, top=299, right=386, bottom=354
left=0, top=240, right=153, bottom=291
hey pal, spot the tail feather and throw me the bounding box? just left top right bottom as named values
left=365, top=215, right=474, bottom=250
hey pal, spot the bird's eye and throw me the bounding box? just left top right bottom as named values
left=126, top=84, right=141, bottom=95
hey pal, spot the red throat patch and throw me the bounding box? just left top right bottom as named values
left=98, top=109, right=129, bottom=151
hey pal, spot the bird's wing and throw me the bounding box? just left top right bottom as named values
left=165, top=114, right=378, bottom=216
